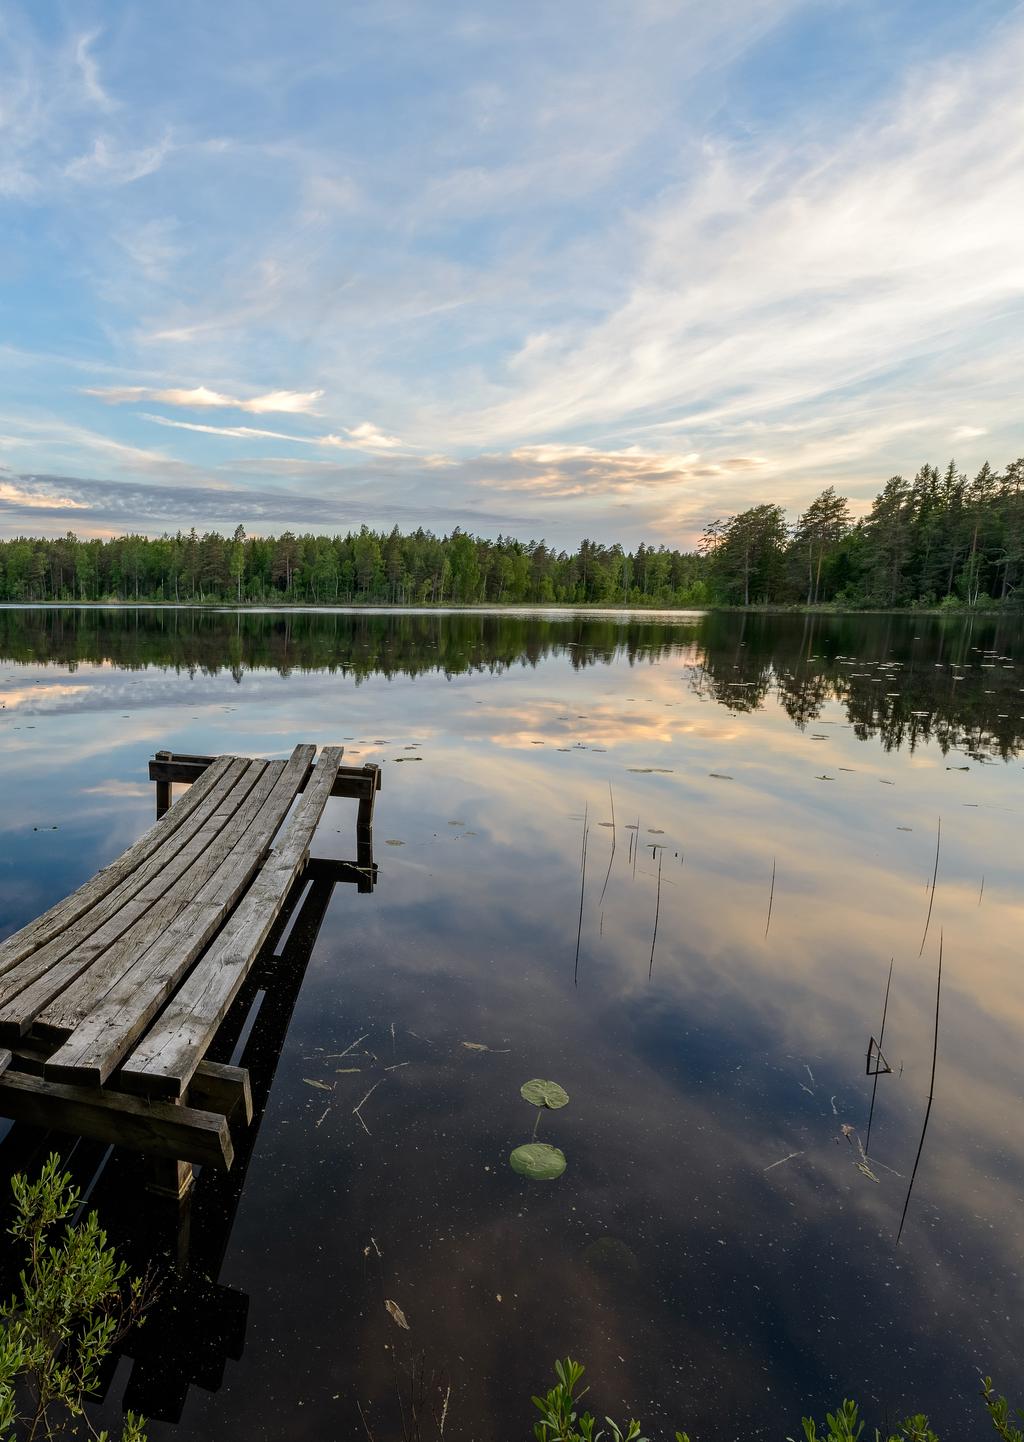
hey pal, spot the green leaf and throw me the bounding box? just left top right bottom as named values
left=521, top=1079, right=570, bottom=1109
left=510, top=1143, right=567, bottom=1180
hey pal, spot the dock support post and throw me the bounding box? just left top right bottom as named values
left=154, top=750, right=173, bottom=819
left=144, top=1155, right=194, bottom=1201
left=356, top=763, right=380, bottom=832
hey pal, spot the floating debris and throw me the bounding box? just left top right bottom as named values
left=763, top=1151, right=802, bottom=1174
left=385, top=1299, right=411, bottom=1330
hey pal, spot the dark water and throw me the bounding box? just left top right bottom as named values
left=0, top=605, right=1022, bottom=1441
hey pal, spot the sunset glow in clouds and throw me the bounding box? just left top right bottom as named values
left=1, top=1, right=1022, bottom=544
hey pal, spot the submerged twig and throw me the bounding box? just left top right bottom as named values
left=865, top=958, right=894, bottom=1156
left=918, top=817, right=941, bottom=957
left=328, top=1032, right=369, bottom=1060
left=598, top=781, right=617, bottom=908
left=353, top=1079, right=384, bottom=1137
left=648, top=850, right=663, bottom=980
left=763, top=1150, right=802, bottom=1173
left=764, top=857, right=776, bottom=938
left=574, top=810, right=590, bottom=986
left=896, top=932, right=943, bottom=1247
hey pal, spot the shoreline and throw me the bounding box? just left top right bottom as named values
left=0, top=600, right=1019, bottom=619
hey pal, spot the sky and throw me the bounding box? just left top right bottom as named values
left=1, top=0, right=1022, bottom=548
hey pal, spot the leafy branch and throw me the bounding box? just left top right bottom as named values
left=0, top=1153, right=152, bottom=1442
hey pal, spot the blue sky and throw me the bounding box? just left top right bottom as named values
left=1, top=0, right=1022, bottom=546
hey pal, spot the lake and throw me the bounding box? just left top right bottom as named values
left=0, top=605, right=1022, bottom=1440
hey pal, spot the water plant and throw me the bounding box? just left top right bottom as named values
left=531, top=1359, right=1024, bottom=1442
left=511, top=1079, right=570, bottom=1180
left=0, top=1153, right=150, bottom=1442
left=532, top=1358, right=688, bottom=1442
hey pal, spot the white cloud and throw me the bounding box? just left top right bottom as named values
left=324, top=422, right=404, bottom=452
left=84, top=384, right=325, bottom=414
left=951, top=425, right=987, bottom=441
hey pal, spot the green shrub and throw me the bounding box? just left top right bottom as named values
left=0, top=1153, right=149, bottom=1442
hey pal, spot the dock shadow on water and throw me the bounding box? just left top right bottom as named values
left=0, top=606, right=1022, bottom=1441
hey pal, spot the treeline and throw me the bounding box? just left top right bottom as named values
left=0, top=457, right=1021, bottom=608
left=702, top=458, right=1024, bottom=607
left=0, top=526, right=704, bottom=607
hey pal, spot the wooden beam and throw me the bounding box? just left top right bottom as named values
left=0, top=1070, right=234, bottom=1169
left=149, top=753, right=379, bottom=801
left=184, top=1061, right=253, bottom=1126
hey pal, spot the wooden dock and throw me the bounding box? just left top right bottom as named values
left=0, top=745, right=378, bottom=1192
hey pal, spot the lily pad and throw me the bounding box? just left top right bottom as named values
left=520, top=1078, right=569, bottom=1109
left=510, top=1143, right=567, bottom=1180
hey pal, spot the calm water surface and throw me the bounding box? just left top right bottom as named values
left=0, top=606, right=1022, bottom=1440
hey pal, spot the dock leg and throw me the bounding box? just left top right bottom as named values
left=144, top=1155, right=194, bottom=1201
left=154, top=750, right=173, bottom=819
left=356, top=762, right=379, bottom=831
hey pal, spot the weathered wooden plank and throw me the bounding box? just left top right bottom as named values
left=0, top=760, right=267, bottom=1039
left=0, top=1049, right=10, bottom=1078
left=121, top=749, right=344, bottom=1099
left=0, top=1069, right=233, bottom=1169
left=33, top=760, right=280, bottom=1038
left=150, top=753, right=378, bottom=801
left=44, top=746, right=316, bottom=1086
left=0, top=758, right=253, bottom=1021
left=185, top=1061, right=253, bottom=1125
left=0, top=755, right=234, bottom=977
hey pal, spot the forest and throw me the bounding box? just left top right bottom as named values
left=0, top=457, right=1021, bottom=609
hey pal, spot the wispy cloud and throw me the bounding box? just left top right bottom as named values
left=0, top=469, right=528, bottom=535
left=2, top=2, right=1022, bottom=545
left=73, top=31, right=117, bottom=113
left=481, top=445, right=766, bottom=499
left=0, top=477, right=87, bottom=511
left=140, top=412, right=408, bottom=453
left=64, top=133, right=173, bottom=186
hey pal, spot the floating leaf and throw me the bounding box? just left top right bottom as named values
left=385, top=1299, right=410, bottom=1330
left=303, top=1078, right=332, bottom=1091
left=520, top=1078, right=569, bottom=1109
left=510, top=1143, right=567, bottom=1180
